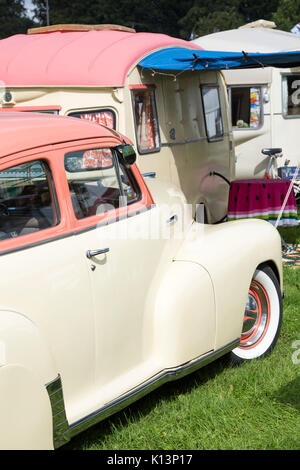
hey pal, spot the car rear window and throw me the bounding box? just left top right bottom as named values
left=0, top=160, right=59, bottom=241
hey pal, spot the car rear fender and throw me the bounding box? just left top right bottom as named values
left=174, top=219, right=283, bottom=349
left=151, top=260, right=216, bottom=369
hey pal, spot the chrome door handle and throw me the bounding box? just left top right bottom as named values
left=86, top=248, right=110, bottom=259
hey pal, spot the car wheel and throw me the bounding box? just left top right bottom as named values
left=230, top=266, right=282, bottom=364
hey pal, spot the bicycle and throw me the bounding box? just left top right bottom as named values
left=262, top=147, right=300, bottom=205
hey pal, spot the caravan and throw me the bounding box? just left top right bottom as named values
left=193, top=21, right=300, bottom=179
left=0, top=24, right=235, bottom=224
left=1, top=24, right=300, bottom=221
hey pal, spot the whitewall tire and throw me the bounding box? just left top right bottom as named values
left=230, top=266, right=282, bottom=364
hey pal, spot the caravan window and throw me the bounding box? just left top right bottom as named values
left=201, top=86, right=224, bottom=141
left=228, top=86, right=262, bottom=129
left=0, top=106, right=60, bottom=114
left=282, top=74, right=300, bottom=118
left=68, top=109, right=116, bottom=129
left=131, top=87, right=161, bottom=154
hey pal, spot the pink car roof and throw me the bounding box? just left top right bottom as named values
left=0, top=29, right=202, bottom=87
left=0, top=112, right=122, bottom=159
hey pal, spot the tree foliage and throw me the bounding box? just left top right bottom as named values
left=31, top=0, right=194, bottom=37
left=239, top=1, right=280, bottom=23
left=179, top=2, right=244, bottom=39
left=273, top=0, right=300, bottom=32
left=0, top=0, right=34, bottom=39
left=179, top=0, right=282, bottom=38
left=1, top=0, right=299, bottom=41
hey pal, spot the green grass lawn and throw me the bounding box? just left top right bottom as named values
left=65, top=218, right=300, bottom=451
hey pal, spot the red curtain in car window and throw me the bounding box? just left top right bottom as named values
left=79, top=111, right=114, bottom=129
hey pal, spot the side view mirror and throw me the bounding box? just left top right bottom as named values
left=116, top=145, right=136, bottom=166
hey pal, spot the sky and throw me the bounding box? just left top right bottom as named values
left=24, top=0, right=34, bottom=19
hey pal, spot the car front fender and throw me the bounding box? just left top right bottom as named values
left=0, top=309, right=58, bottom=449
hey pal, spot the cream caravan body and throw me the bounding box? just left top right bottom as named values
left=0, top=25, right=234, bottom=223
left=193, top=22, right=300, bottom=179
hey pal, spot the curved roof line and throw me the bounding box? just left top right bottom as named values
left=0, top=112, right=122, bottom=158
left=194, top=27, right=300, bottom=53
left=0, top=29, right=202, bottom=88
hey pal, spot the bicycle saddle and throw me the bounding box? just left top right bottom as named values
left=261, top=148, right=282, bottom=156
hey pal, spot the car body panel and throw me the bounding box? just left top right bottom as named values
left=0, top=113, right=283, bottom=449
left=175, top=219, right=283, bottom=349
left=0, top=364, right=54, bottom=450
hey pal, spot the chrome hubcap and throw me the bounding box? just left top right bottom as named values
left=240, top=280, right=270, bottom=349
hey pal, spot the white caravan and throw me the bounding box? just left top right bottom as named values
left=193, top=21, right=300, bottom=179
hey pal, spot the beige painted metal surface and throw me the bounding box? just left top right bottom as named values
left=0, top=114, right=283, bottom=449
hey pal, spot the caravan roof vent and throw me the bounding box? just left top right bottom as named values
left=27, top=24, right=136, bottom=35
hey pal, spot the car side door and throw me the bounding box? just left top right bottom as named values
left=0, top=154, right=96, bottom=425
left=62, top=144, right=188, bottom=408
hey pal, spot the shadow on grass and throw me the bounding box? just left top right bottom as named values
left=277, top=207, right=300, bottom=245
left=273, top=376, right=300, bottom=412
left=278, top=227, right=300, bottom=244
left=62, top=355, right=233, bottom=450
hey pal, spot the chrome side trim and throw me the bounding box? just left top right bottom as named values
left=68, top=339, right=240, bottom=440
left=46, top=374, right=70, bottom=448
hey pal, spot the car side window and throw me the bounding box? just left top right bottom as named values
left=0, top=160, right=58, bottom=241
left=64, top=148, right=140, bottom=220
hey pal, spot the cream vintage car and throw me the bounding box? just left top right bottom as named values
left=0, top=113, right=283, bottom=450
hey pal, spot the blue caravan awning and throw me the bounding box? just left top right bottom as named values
left=139, top=47, right=300, bottom=71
